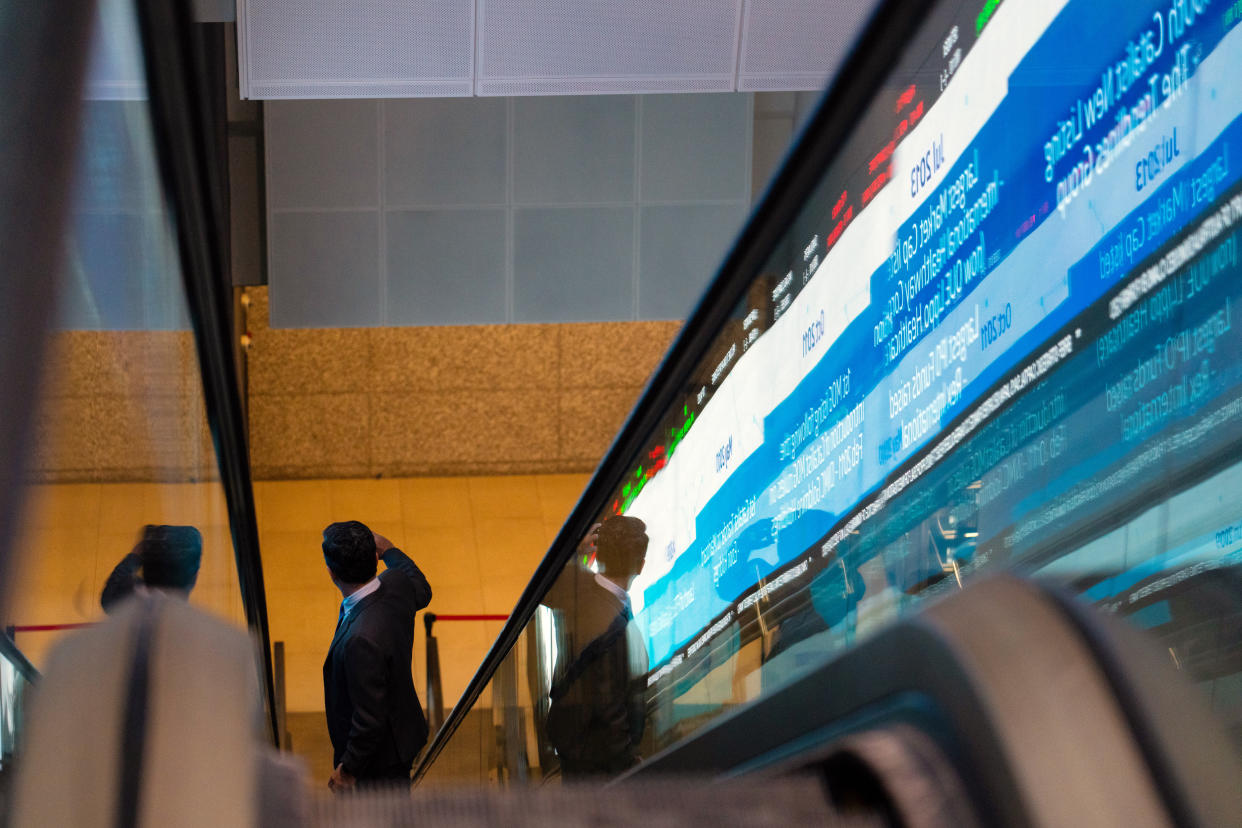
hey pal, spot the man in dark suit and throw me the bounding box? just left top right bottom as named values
left=544, top=515, right=649, bottom=777
left=321, top=520, right=432, bottom=791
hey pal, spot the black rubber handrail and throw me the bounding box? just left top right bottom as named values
left=412, top=0, right=933, bottom=782
left=132, top=0, right=279, bottom=745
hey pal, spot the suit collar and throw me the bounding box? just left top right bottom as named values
left=340, top=576, right=381, bottom=617
left=593, top=572, right=631, bottom=608
left=329, top=582, right=384, bottom=653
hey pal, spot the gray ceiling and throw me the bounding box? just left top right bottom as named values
left=238, top=0, right=877, bottom=99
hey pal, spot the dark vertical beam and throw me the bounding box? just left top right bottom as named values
left=273, top=640, right=289, bottom=750
left=132, top=0, right=279, bottom=745
left=424, top=613, right=445, bottom=735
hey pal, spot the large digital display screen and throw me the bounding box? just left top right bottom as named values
left=614, top=0, right=1242, bottom=714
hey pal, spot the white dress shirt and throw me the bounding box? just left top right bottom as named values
left=340, top=576, right=381, bottom=621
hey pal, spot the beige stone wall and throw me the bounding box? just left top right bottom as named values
left=28, top=331, right=216, bottom=483
left=26, top=289, right=680, bottom=484
left=243, top=286, right=680, bottom=479
left=14, top=294, right=681, bottom=775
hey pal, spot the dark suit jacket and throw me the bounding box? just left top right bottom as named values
left=323, top=547, right=432, bottom=778
left=544, top=566, right=647, bottom=776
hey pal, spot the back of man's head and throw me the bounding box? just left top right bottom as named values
left=323, top=520, right=378, bottom=585
left=596, top=516, right=648, bottom=579
left=139, top=524, right=203, bottom=592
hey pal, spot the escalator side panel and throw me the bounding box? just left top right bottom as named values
left=630, top=576, right=1228, bottom=828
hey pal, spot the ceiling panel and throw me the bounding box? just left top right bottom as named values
left=238, top=0, right=879, bottom=99
left=239, top=0, right=474, bottom=98
left=475, top=0, right=741, bottom=96
left=739, top=0, right=875, bottom=92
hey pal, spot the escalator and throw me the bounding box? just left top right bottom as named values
left=0, top=0, right=1241, bottom=824
left=412, top=0, right=1242, bottom=823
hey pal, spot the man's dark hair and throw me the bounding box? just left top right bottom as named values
left=140, top=525, right=203, bottom=590
left=323, top=520, right=378, bottom=584
left=595, top=516, right=648, bottom=579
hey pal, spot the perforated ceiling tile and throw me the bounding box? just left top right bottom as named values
left=240, top=0, right=474, bottom=98
left=384, top=98, right=507, bottom=206
left=513, top=96, right=635, bottom=204
left=512, top=207, right=634, bottom=323
left=266, top=100, right=378, bottom=209
left=264, top=94, right=752, bottom=328
left=640, top=203, right=748, bottom=320
left=739, top=0, right=875, bottom=92
left=386, top=210, right=507, bottom=325
left=269, top=212, right=381, bottom=327
left=476, top=0, right=742, bottom=96
left=641, top=94, right=750, bottom=202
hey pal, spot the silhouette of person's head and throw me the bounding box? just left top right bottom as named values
left=139, top=524, right=203, bottom=593
left=322, top=520, right=378, bottom=586
left=595, top=516, right=648, bottom=585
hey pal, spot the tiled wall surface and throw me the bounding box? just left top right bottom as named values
left=263, top=95, right=751, bottom=328
left=244, top=286, right=680, bottom=479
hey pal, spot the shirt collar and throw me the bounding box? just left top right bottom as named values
left=341, top=576, right=381, bottom=618
left=593, top=572, right=631, bottom=607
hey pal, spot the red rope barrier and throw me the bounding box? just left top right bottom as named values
left=8, top=622, right=97, bottom=633
left=7, top=616, right=508, bottom=634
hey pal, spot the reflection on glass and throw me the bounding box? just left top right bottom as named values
left=424, top=0, right=1242, bottom=781
left=0, top=642, right=34, bottom=776
left=99, top=525, right=204, bottom=613
left=1, top=0, right=244, bottom=738
left=541, top=517, right=649, bottom=777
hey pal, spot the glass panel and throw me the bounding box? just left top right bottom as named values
left=420, top=631, right=541, bottom=786
left=426, top=0, right=1242, bottom=781
left=3, top=0, right=246, bottom=688
left=0, top=639, right=36, bottom=778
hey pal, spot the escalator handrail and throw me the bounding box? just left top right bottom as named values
left=411, top=0, right=936, bottom=783
left=132, top=0, right=279, bottom=746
